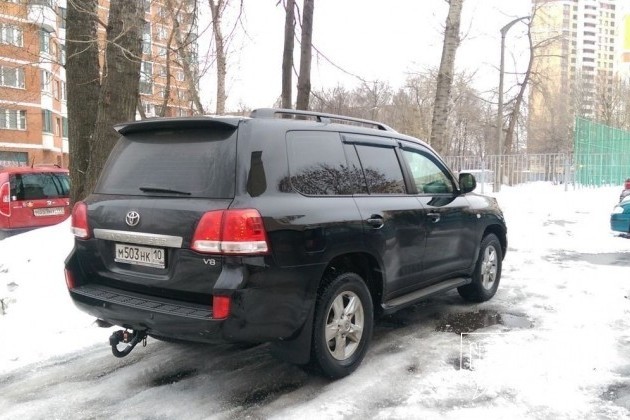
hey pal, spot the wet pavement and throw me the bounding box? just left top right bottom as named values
left=435, top=309, right=533, bottom=334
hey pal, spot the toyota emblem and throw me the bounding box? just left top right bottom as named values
left=126, top=211, right=140, bottom=227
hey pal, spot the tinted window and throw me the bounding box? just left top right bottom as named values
left=286, top=131, right=364, bottom=195
left=10, top=172, right=70, bottom=200
left=402, top=149, right=454, bottom=194
left=96, top=127, right=236, bottom=198
left=355, top=145, right=406, bottom=194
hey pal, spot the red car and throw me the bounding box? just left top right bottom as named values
left=0, top=165, right=71, bottom=239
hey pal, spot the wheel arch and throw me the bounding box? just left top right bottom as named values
left=320, top=252, right=384, bottom=317
left=482, top=224, right=507, bottom=259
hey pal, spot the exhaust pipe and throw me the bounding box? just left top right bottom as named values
left=109, top=329, right=147, bottom=358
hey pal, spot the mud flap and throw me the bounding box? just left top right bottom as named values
left=269, top=304, right=314, bottom=365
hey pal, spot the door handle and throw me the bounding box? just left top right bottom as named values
left=366, top=215, right=384, bottom=229
left=427, top=212, right=441, bottom=223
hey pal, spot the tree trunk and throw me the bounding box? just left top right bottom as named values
left=83, top=0, right=143, bottom=196
left=66, top=0, right=100, bottom=204
left=504, top=18, right=534, bottom=154
left=296, top=0, right=314, bottom=110
left=168, top=0, right=204, bottom=114
left=430, top=0, right=463, bottom=155
left=281, top=0, right=296, bottom=109
left=209, top=0, right=226, bottom=114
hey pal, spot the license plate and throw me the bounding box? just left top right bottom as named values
left=114, top=243, right=165, bottom=268
left=33, top=207, right=65, bottom=217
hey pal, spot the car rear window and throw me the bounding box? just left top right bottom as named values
left=10, top=172, right=70, bottom=200
left=95, top=127, right=237, bottom=198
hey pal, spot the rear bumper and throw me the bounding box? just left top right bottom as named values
left=70, top=284, right=226, bottom=343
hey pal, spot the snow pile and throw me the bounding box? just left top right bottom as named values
left=0, top=220, right=110, bottom=371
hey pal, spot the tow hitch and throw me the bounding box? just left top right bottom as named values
left=109, top=329, right=147, bottom=358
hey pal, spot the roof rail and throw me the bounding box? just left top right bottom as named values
left=250, top=108, right=397, bottom=132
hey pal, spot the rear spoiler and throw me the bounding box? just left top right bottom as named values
left=114, top=117, right=242, bottom=135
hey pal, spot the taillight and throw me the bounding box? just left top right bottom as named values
left=212, top=295, right=231, bottom=319
left=191, top=210, right=224, bottom=253
left=191, top=209, right=269, bottom=255
left=0, top=182, right=10, bottom=217
left=64, top=268, right=76, bottom=289
left=71, top=201, right=90, bottom=239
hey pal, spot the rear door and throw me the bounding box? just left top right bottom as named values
left=80, top=123, right=238, bottom=302
left=9, top=171, right=70, bottom=229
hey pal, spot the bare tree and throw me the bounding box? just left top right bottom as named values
left=503, top=15, right=535, bottom=154
left=281, top=0, right=296, bottom=108
left=430, top=0, right=463, bottom=155
left=167, top=0, right=205, bottom=114
left=208, top=0, right=227, bottom=114
left=67, top=0, right=144, bottom=199
left=296, top=0, right=314, bottom=110
left=66, top=0, right=101, bottom=203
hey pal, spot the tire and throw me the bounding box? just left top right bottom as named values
left=458, top=233, right=502, bottom=302
left=311, top=272, right=373, bottom=379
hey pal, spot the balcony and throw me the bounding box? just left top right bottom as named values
left=42, top=133, right=55, bottom=151
left=28, top=0, right=57, bottom=33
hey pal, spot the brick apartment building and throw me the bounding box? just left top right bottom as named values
left=0, top=0, right=198, bottom=168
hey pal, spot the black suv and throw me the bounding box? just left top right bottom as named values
left=65, top=108, right=507, bottom=378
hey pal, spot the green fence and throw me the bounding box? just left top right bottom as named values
left=574, top=117, right=630, bottom=186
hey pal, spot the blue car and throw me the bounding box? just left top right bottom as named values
left=611, top=196, right=630, bottom=234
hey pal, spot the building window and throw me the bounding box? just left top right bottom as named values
left=40, top=30, right=51, bottom=54
left=62, top=117, right=68, bottom=138
left=142, top=102, right=155, bottom=116
left=61, top=81, right=67, bottom=101
left=142, top=22, right=151, bottom=55
left=59, top=7, right=67, bottom=29
left=156, top=26, right=168, bottom=41
left=0, top=109, right=26, bottom=130
left=176, top=71, right=185, bottom=81
left=58, top=45, right=66, bottom=65
left=158, top=65, right=168, bottom=77
left=156, top=45, right=167, bottom=57
left=40, top=70, right=53, bottom=92
left=141, top=61, right=153, bottom=80
left=0, top=24, right=23, bottom=47
left=42, top=110, right=53, bottom=133
left=0, top=66, right=25, bottom=89
left=139, top=81, right=153, bottom=95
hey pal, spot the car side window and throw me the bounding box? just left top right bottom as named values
left=286, top=131, right=364, bottom=195
left=402, top=149, right=454, bottom=194
left=354, top=144, right=406, bottom=194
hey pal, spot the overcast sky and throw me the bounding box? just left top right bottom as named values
left=198, top=0, right=532, bottom=111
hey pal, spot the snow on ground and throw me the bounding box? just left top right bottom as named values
left=0, top=182, right=629, bottom=419
left=0, top=219, right=113, bottom=371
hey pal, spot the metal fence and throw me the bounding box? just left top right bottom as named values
left=444, top=153, right=572, bottom=193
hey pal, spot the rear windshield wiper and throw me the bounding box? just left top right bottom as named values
left=139, top=186, right=191, bottom=196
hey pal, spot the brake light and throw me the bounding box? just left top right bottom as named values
left=212, top=295, right=231, bottom=319
left=0, top=182, right=9, bottom=217
left=71, top=201, right=90, bottom=239
left=64, top=268, right=76, bottom=289
left=191, top=209, right=269, bottom=255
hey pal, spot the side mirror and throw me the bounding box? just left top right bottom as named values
left=459, top=173, right=476, bottom=194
